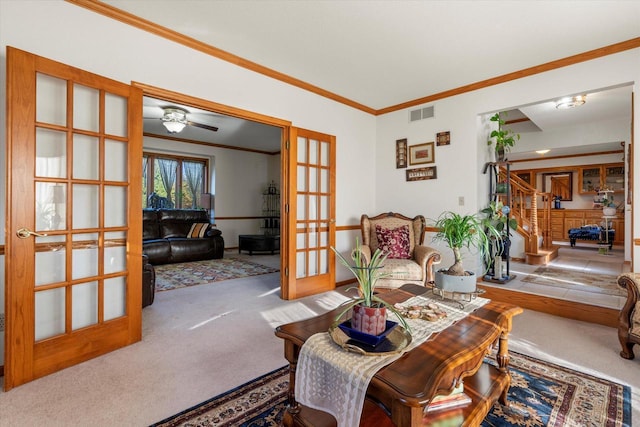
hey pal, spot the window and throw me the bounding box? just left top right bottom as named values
left=143, top=153, right=208, bottom=209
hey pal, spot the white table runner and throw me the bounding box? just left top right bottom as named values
left=295, top=293, right=489, bottom=427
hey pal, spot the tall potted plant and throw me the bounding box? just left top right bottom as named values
left=431, top=211, right=502, bottom=292
left=332, top=240, right=409, bottom=335
left=487, top=112, right=520, bottom=162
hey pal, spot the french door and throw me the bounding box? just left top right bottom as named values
left=5, top=47, right=142, bottom=389
left=282, top=128, right=336, bottom=299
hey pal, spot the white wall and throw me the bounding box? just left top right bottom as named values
left=375, top=50, right=640, bottom=274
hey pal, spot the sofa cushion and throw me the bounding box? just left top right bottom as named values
left=143, top=209, right=160, bottom=240
left=143, top=239, right=171, bottom=264
left=377, top=258, right=423, bottom=281
left=375, top=224, right=411, bottom=259
left=187, top=222, right=210, bottom=238
left=168, top=238, right=217, bottom=263
left=159, top=209, right=210, bottom=238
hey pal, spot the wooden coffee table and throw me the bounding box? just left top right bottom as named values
left=275, top=284, right=522, bottom=427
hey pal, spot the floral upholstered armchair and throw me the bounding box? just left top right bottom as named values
left=358, top=212, right=441, bottom=289
left=617, top=273, right=640, bottom=359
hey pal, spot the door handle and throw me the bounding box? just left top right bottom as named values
left=16, top=228, right=48, bottom=239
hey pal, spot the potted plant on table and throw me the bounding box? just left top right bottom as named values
left=431, top=211, right=502, bottom=292
left=331, top=240, right=409, bottom=336
left=487, top=112, right=520, bottom=162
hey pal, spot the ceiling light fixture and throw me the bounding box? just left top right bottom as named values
left=555, top=95, right=586, bottom=109
left=161, top=108, right=188, bottom=133
left=536, top=149, right=550, bottom=154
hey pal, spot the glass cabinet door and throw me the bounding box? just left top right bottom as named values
left=605, top=166, right=625, bottom=192
left=580, top=167, right=601, bottom=193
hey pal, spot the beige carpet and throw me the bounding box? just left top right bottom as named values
left=521, top=265, right=625, bottom=296
left=154, top=257, right=279, bottom=291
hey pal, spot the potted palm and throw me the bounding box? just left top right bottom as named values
left=431, top=211, right=502, bottom=292
left=332, top=240, right=409, bottom=336
left=487, top=112, right=520, bottom=162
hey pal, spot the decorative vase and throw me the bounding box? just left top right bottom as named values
left=496, top=147, right=506, bottom=162
left=603, top=206, right=617, bottom=216
left=351, top=304, right=387, bottom=335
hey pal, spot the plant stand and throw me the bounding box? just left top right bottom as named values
left=483, top=161, right=516, bottom=284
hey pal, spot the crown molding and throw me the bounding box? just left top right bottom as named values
left=68, top=1, right=640, bottom=116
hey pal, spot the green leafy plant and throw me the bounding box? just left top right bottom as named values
left=331, top=240, right=409, bottom=331
left=432, top=211, right=502, bottom=276
left=487, top=112, right=520, bottom=155
left=481, top=200, right=518, bottom=233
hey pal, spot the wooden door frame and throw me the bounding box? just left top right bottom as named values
left=133, top=83, right=294, bottom=293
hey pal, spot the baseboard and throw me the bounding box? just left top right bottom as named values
left=478, top=284, right=618, bottom=328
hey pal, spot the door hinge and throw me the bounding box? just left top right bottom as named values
left=285, top=204, right=289, bottom=213
left=286, top=140, right=290, bottom=150
left=285, top=267, right=289, bottom=276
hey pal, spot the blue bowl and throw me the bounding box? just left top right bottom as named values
left=338, top=320, right=398, bottom=347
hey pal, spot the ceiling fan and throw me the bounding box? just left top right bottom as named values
left=157, top=106, right=219, bottom=134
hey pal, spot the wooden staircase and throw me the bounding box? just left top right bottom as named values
left=498, top=167, right=559, bottom=265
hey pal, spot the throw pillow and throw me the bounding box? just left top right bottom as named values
left=187, top=222, right=210, bottom=238
left=375, top=224, right=411, bottom=259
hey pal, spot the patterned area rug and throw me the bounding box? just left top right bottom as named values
left=150, top=352, right=631, bottom=427
left=154, top=257, right=279, bottom=292
left=521, top=266, right=625, bottom=297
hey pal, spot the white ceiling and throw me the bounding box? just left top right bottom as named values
left=104, top=1, right=639, bottom=156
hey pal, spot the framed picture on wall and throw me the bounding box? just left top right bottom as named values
left=406, top=166, right=437, bottom=181
left=409, top=142, right=435, bottom=165
left=396, top=138, right=408, bottom=168
left=436, top=131, right=450, bottom=146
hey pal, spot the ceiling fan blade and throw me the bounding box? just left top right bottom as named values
left=187, top=120, right=219, bottom=132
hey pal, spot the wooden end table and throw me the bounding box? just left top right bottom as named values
left=275, top=284, right=522, bottom=427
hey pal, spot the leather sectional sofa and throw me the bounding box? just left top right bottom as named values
left=143, top=209, right=224, bottom=265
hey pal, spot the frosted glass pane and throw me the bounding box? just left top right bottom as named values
left=35, top=182, right=66, bottom=231
left=36, top=73, right=66, bottom=125
left=35, top=288, right=65, bottom=341
left=296, top=252, right=306, bottom=278
left=36, top=128, right=66, bottom=178
left=309, top=139, right=318, bottom=164
left=104, top=277, right=126, bottom=321
left=105, top=139, right=128, bottom=181
left=320, top=196, right=329, bottom=220
left=296, top=232, right=306, bottom=249
left=73, top=84, right=99, bottom=131
left=319, top=249, right=328, bottom=274
left=35, top=235, right=66, bottom=286
left=308, top=231, right=317, bottom=249
left=297, top=165, right=307, bottom=191
left=309, top=167, right=317, bottom=192
left=309, top=196, right=317, bottom=221
left=72, top=282, right=98, bottom=330
left=321, top=169, right=329, bottom=193
left=297, top=137, right=307, bottom=162
left=73, top=184, right=99, bottom=229
left=320, top=231, right=328, bottom=246
left=104, top=232, right=127, bottom=274
left=104, top=186, right=127, bottom=227
left=297, top=195, right=306, bottom=220
left=73, top=134, right=99, bottom=180
left=72, top=233, right=98, bottom=280
left=321, top=141, right=329, bottom=166
left=308, top=250, right=318, bottom=276
left=105, top=93, right=127, bottom=137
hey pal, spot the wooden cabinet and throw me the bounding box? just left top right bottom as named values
left=578, top=163, right=624, bottom=194
left=539, top=209, right=624, bottom=245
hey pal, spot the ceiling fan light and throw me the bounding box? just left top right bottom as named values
left=555, top=95, right=586, bottom=109
left=162, top=121, right=186, bottom=133
left=161, top=107, right=188, bottom=133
